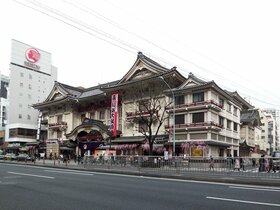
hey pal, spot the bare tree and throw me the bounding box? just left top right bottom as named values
left=123, top=79, right=172, bottom=155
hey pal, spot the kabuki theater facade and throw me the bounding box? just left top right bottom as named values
left=33, top=52, right=253, bottom=158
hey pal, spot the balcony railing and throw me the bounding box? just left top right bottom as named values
left=165, top=121, right=223, bottom=131
left=166, top=100, right=223, bottom=112
left=126, top=110, right=158, bottom=119
left=48, top=121, right=68, bottom=131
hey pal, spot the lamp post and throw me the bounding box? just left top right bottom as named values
left=159, top=76, right=176, bottom=156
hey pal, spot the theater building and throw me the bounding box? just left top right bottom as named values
left=33, top=52, right=251, bottom=158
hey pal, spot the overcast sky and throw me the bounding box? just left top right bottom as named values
left=1, top=0, right=280, bottom=110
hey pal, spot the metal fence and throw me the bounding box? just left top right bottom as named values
left=1, top=155, right=280, bottom=180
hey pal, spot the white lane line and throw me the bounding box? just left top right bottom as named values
left=206, top=196, right=280, bottom=207
left=45, top=170, right=94, bottom=176
left=229, top=186, right=280, bottom=192
left=8, top=171, right=54, bottom=179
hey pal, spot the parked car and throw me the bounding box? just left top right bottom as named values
left=0, top=154, right=4, bottom=160
left=4, top=153, right=17, bottom=160
left=16, top=154, right=31, bottom=161
left=272, top=151, right=280, bottom=170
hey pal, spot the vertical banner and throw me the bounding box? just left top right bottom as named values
left=109, top=93, right=118, bottom=137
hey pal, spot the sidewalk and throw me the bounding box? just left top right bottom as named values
left=2, top=159, right=280, bottom=187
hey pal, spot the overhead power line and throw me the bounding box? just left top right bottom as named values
left=14, top=0, right=280, bottom=108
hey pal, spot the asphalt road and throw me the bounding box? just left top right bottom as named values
left=1, top=163, right=280, bottom=210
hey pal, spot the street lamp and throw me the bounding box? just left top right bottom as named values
left=159, top=76, right=176, bottom=156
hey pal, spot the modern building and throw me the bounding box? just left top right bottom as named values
left=0, top=74, right=9, bottom=146
left=33, top=52, right=254, bottom=158
left=5, top=40, right=57, bottom=153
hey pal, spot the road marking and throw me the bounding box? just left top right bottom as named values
left=45, top=170, right=94, bottom=176
left=8, top=172, right=54, bottom=179
left=206, top=196, right=280, bottom=207
left=230, top=186, right=280, bottom=192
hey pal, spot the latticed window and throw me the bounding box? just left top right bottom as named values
left=175, top=95, right=184, bottom=105
left=57, top=115, right=63, bottom=123
left=138, top=119, right=148, bottom=132
left=138, top=100, right=150, bottom=112
left=192, top=112, right=204, bottom=123
left=175, top=114, right=184, bottom=124
left=193, top=92, right=204, bottom=102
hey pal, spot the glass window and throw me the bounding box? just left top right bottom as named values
left=19, top=114, right=22, bottom=119
left=175, top=95, right=184, bottom=105
left=219, top=116, right=224, bottom=126
left=27, top=115, right=31, bottom=120
left=89, top=112, right=95, bottom=119
left=193, top=92, right=204, bottom=102
left=57, top=115, right=63, bottom=123
left=29, top=74, right=32, bottom=80
left=219, top=98, right=224, bottom=108
left=20, top=72, right=24, bottom=77
left=57, top=131, right=62, bottom=139
left=227, top=103, right=231, bottom=112
left=175, top=114, right=184, bottom=124
left=28, top=84, right=32, bottom=90
left=20, top=82, right=23, bottom=87
left=193, top=112, right=204, bottom=123
left=234, top=122, right=238, bottom=131
left=81, top=114, right=86, bottom=122
left=138, top=119, right=148, bottom=132
left=99, top=110, right=105, bottom=120
left=227, top=120, right=232, bottom=130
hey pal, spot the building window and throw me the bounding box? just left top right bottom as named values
left=81, top=114, right=86, bottom=122
left=20, top=72, right=24, bottom=77
left=233, top=107, right=238, bottom=116
left=233, top=122, right=238, bottom=131
left=138, top=119, right=148, bottom=132
left=20, top=82, right=23, bottom=87
left=57, top=131, right=62, bottom=139
left=27, top=115, right=31, bottom=120
left=89, top=112, right=95, bottom=119
left=227, top=120, right=232, bottom=130
left=227, top=103, right=231, bottom=112
left=99, top=110, right=105, bottom=120
left=19, top=114, right=22, bottom=119
left=193, top=112, right=204, bottom=123
left=219, top=98, right=224, bottom=108
left=28, top=84, right=32, bottom=90
left=19, top=104, right=23, bottom=108
left=175, top=95, right=184, bottom=105
left=193, top=92, right=204, bottom=102
left=175, top=114, right=184, bottom=124
left=29, top=74, right=32, bottom=80
left=219, top=116, right=224, bottom=127
left=57, top=115, right=63, bottom=123
left=138, top=100, right=150, bottom=111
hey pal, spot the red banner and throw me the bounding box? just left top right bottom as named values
left=109, top=93, right=118, bottom=137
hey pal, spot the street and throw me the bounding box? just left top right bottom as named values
left=1, top=163, right=280, bottom=210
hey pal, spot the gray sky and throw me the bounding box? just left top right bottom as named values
left=1, top=0, right=280, bottom=109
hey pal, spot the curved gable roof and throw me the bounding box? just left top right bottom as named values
left=118, top=52, right=171, bottom=84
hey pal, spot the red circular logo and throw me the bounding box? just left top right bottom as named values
left=25, top=48, right=40, bottom=63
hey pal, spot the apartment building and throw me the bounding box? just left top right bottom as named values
left=33, top=52, right=251, bottom=158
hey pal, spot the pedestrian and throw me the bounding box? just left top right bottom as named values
left=240, top=157, right=245, bottom=171
left=234, top=157, right=240, bottom=171
left=268, top=157, right=275, bottom=173
left=259, top=154, right=265, bottom=172
left=209, top=156, right=214, bottom=171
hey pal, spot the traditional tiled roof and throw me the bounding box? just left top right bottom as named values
left=241, top=109, right=261, bottom=126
